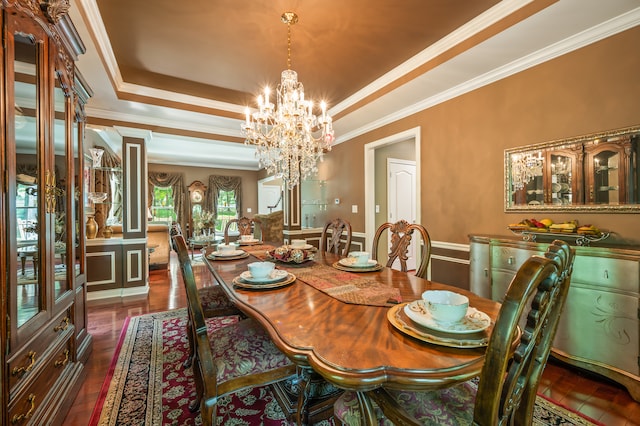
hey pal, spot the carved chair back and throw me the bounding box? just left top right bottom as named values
left=371, top=220, right=432, bottom=279
left=320, top=218, right=353, bottom=256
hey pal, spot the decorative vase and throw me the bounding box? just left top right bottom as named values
left=86, top=216, right=98, bottom=239
left=103, top=225, right=113, bottom=239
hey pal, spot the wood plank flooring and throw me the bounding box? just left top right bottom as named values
left=63, top=252, right=640, bottom=425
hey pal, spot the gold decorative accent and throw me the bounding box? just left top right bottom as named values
left=54, top=349, right=70, bottom=367
left=40, top=0, right=70, bottom=24
left=11, top=351, right=36, bottom=377
left=53, top=316, right=70, bottom=332
left=11, top=394, right=36, bottom=424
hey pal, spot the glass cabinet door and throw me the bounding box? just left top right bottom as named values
left=545, top=148, right=580, bottom=207
left=12, top=32, right=43, bottom=328
left=585, top=139, right=631, bottom=205
left=53, top=67, right=70, bottom=300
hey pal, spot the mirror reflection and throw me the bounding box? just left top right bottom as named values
left=505, top=126, right=640, bottom=211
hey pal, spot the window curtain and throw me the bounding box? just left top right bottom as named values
left=148, top=172, right=186, bottom=234
left=94, top=150, right=120, bottom=235
left=206, top=175, right=242, bottom=219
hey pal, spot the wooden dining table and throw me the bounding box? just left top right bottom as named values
left=203, top=244, right=502, bottom=424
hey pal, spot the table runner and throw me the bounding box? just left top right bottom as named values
left=242, top=245, right=400, bottom=307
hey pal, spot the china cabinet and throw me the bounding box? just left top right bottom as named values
left=584, top=136, right=632, bottom=205
left=505, top=125, right=640, bottom=211
left=1, top=1, right=92, bottom=424
left=469, top=234, right=640, bottom=402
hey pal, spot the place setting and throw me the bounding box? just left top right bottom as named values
left=332, top=251, right=383, bottom=272
left=232, top=261, right=296, bottom=290
left=206, top=243, right=249, bottom=261
left=387, top=290, right=493, bottom=348
left=236, top=235, right=262, bottom=246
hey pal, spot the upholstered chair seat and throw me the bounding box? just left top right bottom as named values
left=198, top=285, right=237, bottom=317
left=334, top=380, right=477, bottom=425
left=207, top=317, right=294, bottom=384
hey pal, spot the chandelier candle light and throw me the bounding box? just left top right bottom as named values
left=242, top=12, right=334, bottom=189
left=511, top=151, right=544, bottom=191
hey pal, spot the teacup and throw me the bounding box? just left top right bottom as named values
left=247, top=261, right=275, bottom=279
left=240, top=235, right=253, bottom=242
left=217, top=243, right=236, bottom=254
left=291, top=239, right=306, bottom=249
left=422, top=290, right=469, bottom=324
left=349, top=251, right=370, bottom=266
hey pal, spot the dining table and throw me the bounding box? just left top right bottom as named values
left=202, top=243, right=503, bottom=424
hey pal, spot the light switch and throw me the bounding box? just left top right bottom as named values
left=375, top=204, right=380, bottom=213
left=352, top=205, right=358, bottom=213
left=246, top=207, right=252, bottom=213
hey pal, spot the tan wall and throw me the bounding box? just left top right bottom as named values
left=321, top=26, right=640, bottom=245
left=147, top=163, right=260, bottom=215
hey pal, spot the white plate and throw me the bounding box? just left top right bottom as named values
left=339, top=257, right=377, bottom=268
left=404, top=300, right=491, bottom=334
left=240, top=269, right=289, bottom=284
left=289, top=244, right=314, bottom=250
left=211, top=249, right=245, bottom=257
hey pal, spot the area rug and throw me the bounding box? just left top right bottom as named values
left=89, top=309, right=603, bottom=426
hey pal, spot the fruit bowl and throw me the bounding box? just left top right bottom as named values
left=267, top=246, right=314, bottom=264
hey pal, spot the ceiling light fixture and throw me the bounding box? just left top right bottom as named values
left=242, top=11, right=334, bottom=189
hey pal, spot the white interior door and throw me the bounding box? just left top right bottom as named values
left=387, top=158, right=417, bottom=271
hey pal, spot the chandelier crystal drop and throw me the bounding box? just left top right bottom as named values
left=242, top=11, right=334, bottom=189
left=511, top=151, right=544, bottom=191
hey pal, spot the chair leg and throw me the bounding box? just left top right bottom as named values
left=356, top=391, right=378, bottom=426
left=183, top=319, right=195, bottom=369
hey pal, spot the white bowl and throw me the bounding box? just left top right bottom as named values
left=348, top=251, right=370, bottom=266
left=217, top=243, right=236, bottom=253
left=422, top=290, right=469, bottom=324
left=240, top=235, right=253, bottom=242
left=291, top=239, right=306, bottom=248
left=247, top=261, right=275, bottom=279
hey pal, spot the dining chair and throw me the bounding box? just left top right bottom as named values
left=224, top=216, right=260, bottom=243
left=173, top=235, right=297, bottom=426
left=173, top=235, right=241, bottom=368
left=371, top=220, right=432, bottom=279
left=334, top=240, right=575, bottom=426
left=320, top=218, right=352, bottom=256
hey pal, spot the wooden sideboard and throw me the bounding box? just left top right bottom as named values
left=469, top=234, right=640, bottom=402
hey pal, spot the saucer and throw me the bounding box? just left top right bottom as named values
left=210, top=249, right=244, bottom=257
left=240, top=269, right=288, bottom=284
left=289, top=244, right=313, bottom=250
left=404, top=300, right=491, bottom=334
left=339, top=257, right=377, bottom=268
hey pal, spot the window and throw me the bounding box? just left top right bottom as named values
left=215, top=189, right=237, bottom=231
left=151, top=186, right=177, bottom=223
left=17, top=183, right=38, bottom=240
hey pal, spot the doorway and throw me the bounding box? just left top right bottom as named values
left=258, top=176, right=283, bottom=214
left=364, top=127, right=421, bottom=270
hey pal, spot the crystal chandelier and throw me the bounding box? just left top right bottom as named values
left=511, top=151, right=543, bottom=190
left=242, top=12, right=334, bottom=189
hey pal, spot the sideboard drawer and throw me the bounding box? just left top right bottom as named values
left=8, top=337, right=73, bottom=425
left=8, top=308, right=73, bottom=392
left=572, top=255, right=640, bottom=293
left=491, top=245, right=541, bottom=273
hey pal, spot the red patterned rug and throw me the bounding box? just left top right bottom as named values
left=89, top=309, right=602, bottom=426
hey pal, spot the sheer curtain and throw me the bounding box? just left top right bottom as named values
left=206, top=175, right=242, bottom=220
left=148, top=172, right=187, bottom=233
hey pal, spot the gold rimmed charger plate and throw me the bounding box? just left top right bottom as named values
left=232, top=272, right=297, bottom=290
left=332, top=261, right=383, bottom=273
left=387, top=303, right=489, bottom=348
left=206, top=251, right=249, bottom=261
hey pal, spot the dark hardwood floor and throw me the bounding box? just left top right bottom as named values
left=63, top=252, right=640, bottom=425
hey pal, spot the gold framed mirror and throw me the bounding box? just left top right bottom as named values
left=505, top=125, right=640, bottom=212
